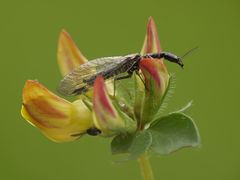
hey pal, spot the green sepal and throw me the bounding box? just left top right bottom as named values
left=153, top=75, right=175, bottom=119
left=176, top=101, right=193, bottom=113
left=142, top=76, right=165, bottom=125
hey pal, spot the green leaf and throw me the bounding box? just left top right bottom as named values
left=128, top=131, right=152, bottom=158
left=111, top=131, right=152, bottom=159
left=111, top=133, right=134, bottom=155
left=149, top=112, right=200, bottom=155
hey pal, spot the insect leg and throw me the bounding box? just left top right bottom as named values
left=114, top=72, right=133, bottom=81
left=113, top=72, right=133, bottom=97
left=113, top=79, right=116, bottom=97
left=136, top=71, right=145, bottom=86
left=70, top=132, right=85, bottom=137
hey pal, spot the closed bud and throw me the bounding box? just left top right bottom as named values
left=140, top=58, right=170, bottom=124
left=93, top=76, right=136, bottom=136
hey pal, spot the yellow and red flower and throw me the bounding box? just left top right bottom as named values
left=21, top=17, right=170, bottom=142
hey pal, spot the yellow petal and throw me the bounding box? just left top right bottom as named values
left=57, top=29, right=88, bottom=76
left=21, top=80, right=93, bottom=142
left=141, top=16, right=162, bottom=55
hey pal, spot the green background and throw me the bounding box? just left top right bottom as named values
left=1, top=0, right=239, bottom=179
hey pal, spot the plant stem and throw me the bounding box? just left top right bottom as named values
left=138, top=153, right=154, bottom=180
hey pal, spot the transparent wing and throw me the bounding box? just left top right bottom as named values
left=57, top=55, right=131, bottom=96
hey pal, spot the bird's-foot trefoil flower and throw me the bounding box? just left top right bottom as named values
left=21, top=17, right=200, bottom=180
left=21, top=17, right=200, bottom=165
left=20, top=17, right=169, bottom=141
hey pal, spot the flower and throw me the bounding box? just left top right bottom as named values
left=21, top=16, right=170, bottom=142
left=139, top=17, right=170, bottom=125
left=21, top=30, right=93, bottom=142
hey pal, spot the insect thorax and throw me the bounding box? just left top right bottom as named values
left=113, top=54, right=141, bottom=74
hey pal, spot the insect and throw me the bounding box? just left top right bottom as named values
left=57, top=52, right=185, bottom=96
left=58, top=47, right=197, bottom=96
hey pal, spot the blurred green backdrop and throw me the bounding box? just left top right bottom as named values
left=0, top=0, right=239, bottom=179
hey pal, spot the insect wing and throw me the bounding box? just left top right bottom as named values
left=57, top=56, right=129, bottom=96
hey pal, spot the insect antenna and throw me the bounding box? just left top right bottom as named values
left=180, top=46, right=198, bottom=59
